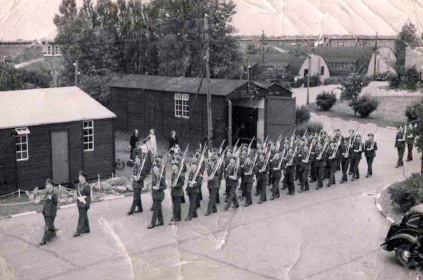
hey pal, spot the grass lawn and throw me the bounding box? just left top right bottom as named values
left=0, top=194, right=42, bottom=217
left=307, top=97, right=422, bottom=127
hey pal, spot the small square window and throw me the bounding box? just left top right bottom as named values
left=83, top=120, right=94, bottom=151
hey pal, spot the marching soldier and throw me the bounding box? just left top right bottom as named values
left=148, top=164, right=166, bottom=229
left=185, top=159, right=201, bottom=221
left=239, top=148, right=248, bottom=196
left=315, top=141, right=327, bottom=190
left=299, top=144, right=312, bottom=192
left=351, top=134, right=364, bottom=181
left=243, top=154, right=255, bottom=206
left=309, top=137, right=318, bottom=183
left=256, top=152, right=270, bottom=204
left=169, top=162, right=184, bottom=224
left=224, top=157, right=240, bottom=211
left=333, top=129, right=343, bottom=171
left=294, top=142, right=303, bottom=182
left=406, top=123, right=415, bottom=161
left=285, top=147, right=296, bottom=195
left=74, top=171, right=91, bottom=237
left=127, top=155, right=146, bottom=215
left=224, top=149, right=232, bottom=201
left=205, top=155, right=222, bottom=216
left=270, top=152, right=282, bottom=199
left=365, top=133, right=378, bottom=177
left=326, top=141, right=338, bottom=187
left=347, top=130, right=355, bottom=175
left=340, top=138, right=350, bottom=183
left=40, top=179, right=58, bottom=246
left=395, top=125, right=406, bottom=168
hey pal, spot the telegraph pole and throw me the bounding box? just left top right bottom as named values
left=205, top=14, right=213, bottom=147
left=373, top=32, right=378, bottom=78
left=262, top=30, right=265, bottom=64
left=74, top=60, right=79, bottom=87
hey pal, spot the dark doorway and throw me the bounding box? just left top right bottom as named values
left=232, top=106, right=258, bottom=145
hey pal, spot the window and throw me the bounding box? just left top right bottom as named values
left=15, top=135, right=29, bottom=161
left=174, top=93, right=189, bottom=118
left=320, top=66, right=324, bottom=75
left=47, top=46, right=52, bottom=55
left=304, top=69, right=309, bottom=77
left=54, top=45, right=60, bottom=56
left=83, top=121, right=94, bottom=151
left=338, top=41, right=344, bottom=46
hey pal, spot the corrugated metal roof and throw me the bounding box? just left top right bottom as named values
left=0, top=87, right=116, bottom=129
left=108, top=75, right=249, bottom=96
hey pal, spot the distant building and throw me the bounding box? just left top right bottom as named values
left=0, top=87, right=116, bottom=195
left=42, top=40, right=61, bottom=57
left=0, top=40, right=35, bottom=62
left=406, top=47, right=423, bottom=78
left=367, top=47, right=397, bottom=76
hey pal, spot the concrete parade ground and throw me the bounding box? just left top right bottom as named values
left=0, top=114, right=422, bottom=280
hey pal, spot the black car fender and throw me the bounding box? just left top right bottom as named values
left=383, top=234, right=420, bottom=251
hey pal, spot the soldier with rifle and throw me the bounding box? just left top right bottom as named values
left=148, top=163, right=167, bottom=229
left=326, top=141, right=338, bottom=187
left=364, top=133, right=378, bottom=177
left=243, top=154, right=256, bottom=206
left=315, top=140, right=327, bottom=190
left=309, top=137, right=318, bottom=183
left=256, top=152, right=270, bottom=204
left=169, top=161, right=185, bottom=224
left=185, top=159, right=202, bottom=221
left=205, top=153, right=224, bottom=216
left=299, top=143, right=312, bottom=192
left=127, top=155, right=147, bottom=215
left=351, top=134, right=364, bottom=181
left=340, top=138, right=350, bottom=184
left=40, top=179, right=58, bottom=246
left=270, top=152, right=282, bottom=199
left=347, top=130, right=355, bottom=175
left=284, top=147, right=296, bottom=195
left=224, top=157, right=241, bottom=211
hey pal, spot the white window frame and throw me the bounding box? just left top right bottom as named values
left=83, top=120, right=94, bottom=151
left=181, top=94, right=189, bottom=118
left=54, top=45, right=60, bottom=56
left=174, top=93, right=182, bottom=117
left=47, top=46, right=52, bottom=55
left=15, top=134, right=29, bottom=161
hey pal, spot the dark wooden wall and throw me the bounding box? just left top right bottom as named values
left=0, top=119, right=115, bottom=194
left=112, top=87, right=228, bottom=148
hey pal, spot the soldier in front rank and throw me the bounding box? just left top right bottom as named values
left=294, top=142, right=303, bottom=182
left=406, top=123, right=416, bottom=161
left=40, top=179, right=58, bottom=246
left=270, top=152, right=282, bottom=199
left=169, top=161, right=184, bottom=224
left=243, top=154, right=256, bottom=206
left=315, top=141, right=327, bottom=190
left=284, top=147, right=296, bottom=195
left=74, top=171, right=91, bottom=237
left=127, top=155, right=147, bottom=215
left=395, top=125, right=406, bottom=168
left=364, top=133, right=378, bottom=178
left=326, top=141, right=338, bottom=187
left=148, top=164, right=166, bottom=229
left=224, top=149, right=232, bottom=201
left=205, top=154, right=222, bottom=216
left=268, top=141, right=277, bottom=186
left=309, top=137, right=318, bottom=183
left=224, top=157, right=240, bottom=211
left=256, top=152, right=270, bottom=204
left=299, top=144, right=312, bottom=192
left=347, top=130, right=355, bottom=175
left=239, top=148, right=248, bottom=196
left=351, top=134, right=364, bottom=181
left=340, top=138, right=350, bottom=184
left=185, top=159, right=201, bottom=221
left=333, top=129, right=343, bottom=171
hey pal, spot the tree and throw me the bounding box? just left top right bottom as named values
left=339, top=71, right=366, bottom=116
left=394, top=23, right=422, bottom=75
left=54, top=0, right=78, bottom=26
left=0, top=65, right=53, bottom=91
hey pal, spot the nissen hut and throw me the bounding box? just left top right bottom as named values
left=0, top=87, right=116, bottom=195
left=109, top=75, right=295, bottom=147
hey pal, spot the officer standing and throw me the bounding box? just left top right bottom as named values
left=40, top=179, right=58, bottom=246
left=74, top=171, right=91, bottom=237
left=395, top=125, right=406, bottom=168
left=148, top=164, right=166, bottom=229
left=406, top=123, right=415, bottom=162
left=364, top=133, right=378, bottom=177
left=127, top=155, right=146, bottom=215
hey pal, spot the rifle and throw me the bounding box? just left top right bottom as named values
left=332, top=137, right=342, bottom=158
left=154, top=153, right=168, bottom=190
left=288, top=145, right=298, bottom=165
left=135, top=154, right=148, bottom=181
left=248, top=154, right=258, bottom=174
left=190, top=145, right=207, bottom=185
left=290, top=130, right=296, bottom=147
left=303, top=129, right=308, bottom=138
left=173, top=144, right=190, bottom=186
left=371, top=128, right=378, bottom=150
left=211, top=147, right=227, bottom=178
left=306, top=143, right=314, bottom=162
left=275, top=134, right=282, bottom=151
left=403, top=123, right=407, bottom=141
left=318, top=141, right=328, bottom=158
left=247, top=136, right=255, bottom=155
left=277, top=148, right=287, bottom=169
left=218, top=139, right=226, bottom=154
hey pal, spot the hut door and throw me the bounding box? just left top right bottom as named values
left=51, top=131, right=69, bottom=184
left=265, top=96, right=296, bottom=141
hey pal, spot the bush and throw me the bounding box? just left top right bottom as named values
left=405, top=101, right=423, bottom=123
left=324, top=76, right=344, bottom=85
left=402, top=68, right=421, bottom=90
left=291, top=76, right=304, bottom=88
left=295, top=105, right=311, bottom=125
left=306, top=74, right=321, bottom=87
left=340, top=72, right=366, bottom=101
left=295, top=121, right=324, bottom=137
left=389, top=173, right=423, bottom=212
left=351, top=94, right=380, bottom=118
left=389, top=73, right=401, bottom=89
left=316, top=91, right=337, bottom=111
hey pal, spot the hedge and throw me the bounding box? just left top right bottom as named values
left=388, top=173, right=423, bottom=213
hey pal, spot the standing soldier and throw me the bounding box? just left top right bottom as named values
left=326, top=141, right=338, bottom=187
left=185, top=160, right=201, bottom=221
left=239, top=148, right=248, bottom=196
left=256, top=152, right=270, bottom=204
left=406, top=123, right=415, bottom=162
left=285, top=147, right=296, bottom=195
left=205, top=155, right=222, bottom=216
left=299, top=144, right=312, bottom=192
left=224, top=157, right=240, bottom=211
left=148, top=164, right=166, bottom=229
left=315, top=141, right=327, bottom=190
left=309, top=137, right=318, bottom=183
left=127, top=155, right=147, bottom=215
left=395, top=125, right=406, bottom=168
left=74, top=171, right=91, bottom=237
left=169, top=162, right=184, bottom=224
left=224, top=149, right=233, bottom=201
left=294, top=142, right=303, bottom=182
left=333, top=129, right=343, bottom=171
left=40, top=179, right=58, bottom=246
left=347, top=130, right=355, bottom=175
left=268, top=141, right=277, bottom=186
left=364, top=133, right=378, bottom=177
left=270, top=152, right=282, bottom=199
left=351, top=134, right=364, bottom=181
left=243, top=154, right=255, bottom=206
left=340, top=138, right=350, bottom=183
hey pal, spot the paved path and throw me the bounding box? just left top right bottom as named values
left=0, top=116, right=421, bottom=280
left=14, top=58, right=44, bottom=69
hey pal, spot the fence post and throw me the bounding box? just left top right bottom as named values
left=18, top=189, right=20, bottom=198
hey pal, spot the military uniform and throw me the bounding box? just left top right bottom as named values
left=243, top=160, right=256, bottom=206
left=170, top=168, right=184, bottom=222
left=315, top=146, right=327, bottom=189
left=339, top=143, right=349, bottom=183
left=395, top=130, right=406, bottom=167
left=364, top=139, right=378, bottom=177
left=128, top=161, right=147, bottom=214
left=309, top=144, right=318, bottom=182
left=406, top=127, right=415, bottom=161
left=299, top=149, right=312, bottom=192
left=206, top=160, right=222, bottom=215
left=149, top=173, right=166, bottom=228
left=351, top=140, right=364, bottom=180
left=284, top=153, right=296, bottom=195
left=41, top=188, right=58, bottom=243
left=326, top=146, right=338, bottom=187
left=224, top=162, right=240, bottom=210
left=76, top=180, right=91, bottom=235
left=186, top=170, right=201, bottom=221
left=256, top=156, right=269, bottom=203
left=270, top=157, right=282, bottom=198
